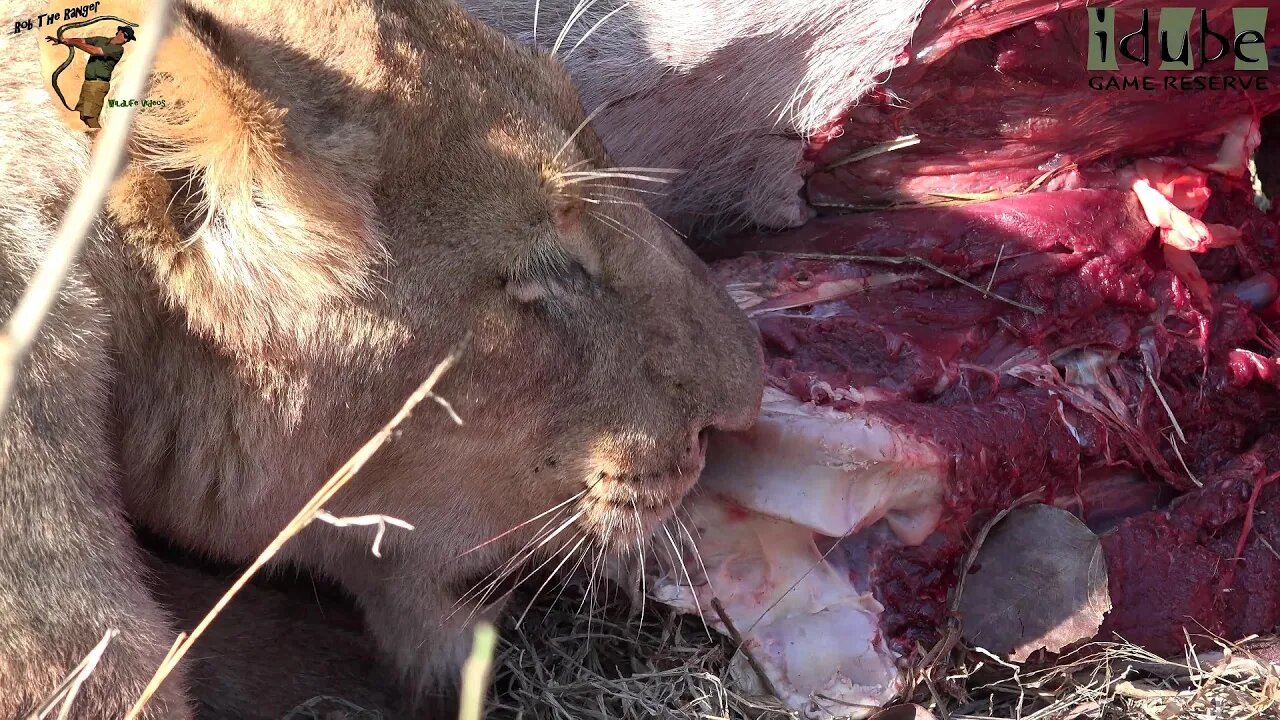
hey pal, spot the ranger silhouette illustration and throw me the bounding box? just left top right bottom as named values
left=45, top=19, right=137, bottom=128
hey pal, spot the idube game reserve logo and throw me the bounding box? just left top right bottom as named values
left=17, top=1, right=159, bottom=132
left=1086, top=7, right=1271, bottom=92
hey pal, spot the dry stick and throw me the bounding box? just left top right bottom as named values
left=1167, top=431, right=1202, bottom=488
left=1143, top=357, right=1187, bottom=444
left=985, top=244, right=1006, bottom=293
left=28, top=629, right=118, bottom=720
left=313, top=510, right=414, bottom=558
left=52, top=630, right=115, bottom=720
left=457, top=622, right=499, bottom=720
left=754, top=250, right=1045, bottom=315
left=823, top=134, right=921, bottom=171
left=743, top=526, right=857, bottom=639
left=811, top=163, right=1075, bottom=214
left=11, top=3, right=167, bottom=712
left=1113, top=680, right=1182, bottom=700
left=0, top=0, right=171, bottom=425
left=710, top=598, right=782, bottom=702
left=123, top=334, right=471, bottom=720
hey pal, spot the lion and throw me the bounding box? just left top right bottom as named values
left=0, top=0, right=763, bottom=715
left=141, top=544, right=403, bottom=719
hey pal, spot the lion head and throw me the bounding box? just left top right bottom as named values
left=98, top=0, right=762, bottom=693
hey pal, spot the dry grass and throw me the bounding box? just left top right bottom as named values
left=446, top=504, right=1279, bottom=720
left=281, top=696, right=386, bottom=720
left=482, top=583, right=793, bottom=720
left=274, top=492, right=1278, bottom=720
left=909, top=635, right=1280, bottom=720
left=468, top=590, right=1280, bottom=720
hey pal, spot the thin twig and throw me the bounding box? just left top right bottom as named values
left=53, top=630, right=114, bottom=720
left=1114, top=680, right=1182, bottom=699
left=123, top=334, right=470, bottom=719
left=905, top=493, right=1042, bottom=715
left=823, top=134, right=921, bottom=171
left=313, top=510, right=416, bottom=558
left=458, top=622, right=499, bottom=720
left=754, top=250, right=1044, bottom=315
left=986, top=244, right=1006, bottom=293
left=430, top=394, right=464, bottom=425
left=1144, top=357, right=1187, bottom=444
left=710, top=598, right=782, bottom=702
left=0, top=0, right=172, bottom=424
left=1257, top=534, right=1280, bottom=562
left=743, top=521, right=859, bottom=637
left=1167, top=432, right=1202, bottom=488
left=28, top=629, right=118, bottom=720
left=812, top=163, right=1074, bottom=214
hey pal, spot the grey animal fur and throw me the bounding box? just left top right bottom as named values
left=459, top=0, right=930, bottom=231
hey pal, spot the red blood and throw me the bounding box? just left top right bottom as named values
left=721, top=500, right=751, bottom=522
left=706, top=0, right=1280, bottom=659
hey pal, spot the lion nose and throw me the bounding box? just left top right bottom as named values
left=677, top=426, right=712, bottom=470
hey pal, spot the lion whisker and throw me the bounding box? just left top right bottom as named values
left=579, top=181, right=666, bottom=197
left=552, top=100, right=612, bottom=165
left=631, top=500, right=647, bottom=637
left=459, top=527, right=582, bottom=629
left=456, top=488, right=586, bottom=559
left=513, top=532, right=587, bottom=629
left=548, top=535, right=593, bottom=613
left=579, top=523, right=610, bottom=617
left=588, top=211, right=669, bottom=262
left=560, top=171, right=673, bottom=185
left=583, top=166, right=684, bottom=175
left=673, top=512, right=714, bottom=598
left=551, top=0, right=602, bottom=57
left=677, top=504, right=703, bottom=540
left=565, top=2, right=630, bottom=60
left=663, top=524, right=711, bottom=639
left=585, top=193, right=647, bottom=208
left=451, top=506, right=582, bottom=612
left=586, top=530, right=611, bottom=642
left=561, top=169, right=674, bottom=179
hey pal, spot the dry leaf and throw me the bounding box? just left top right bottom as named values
left=957, top=504, right=1111, bottom=661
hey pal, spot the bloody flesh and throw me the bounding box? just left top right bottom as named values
left=703, top=1, right=1280, bottom=662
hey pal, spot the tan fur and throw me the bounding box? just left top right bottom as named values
left=0, top=0, right=762, bottom=715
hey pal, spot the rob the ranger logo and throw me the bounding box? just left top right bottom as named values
left=1087, top=7, right=1269, bottom=71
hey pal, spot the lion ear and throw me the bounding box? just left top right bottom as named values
left=108, top=4, right=385, bottom=357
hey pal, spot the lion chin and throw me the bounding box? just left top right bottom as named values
left=0, top=0, right=762, bottom=717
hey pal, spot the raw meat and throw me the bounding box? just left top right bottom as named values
left=650, top=2, right=1280, bottom=717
